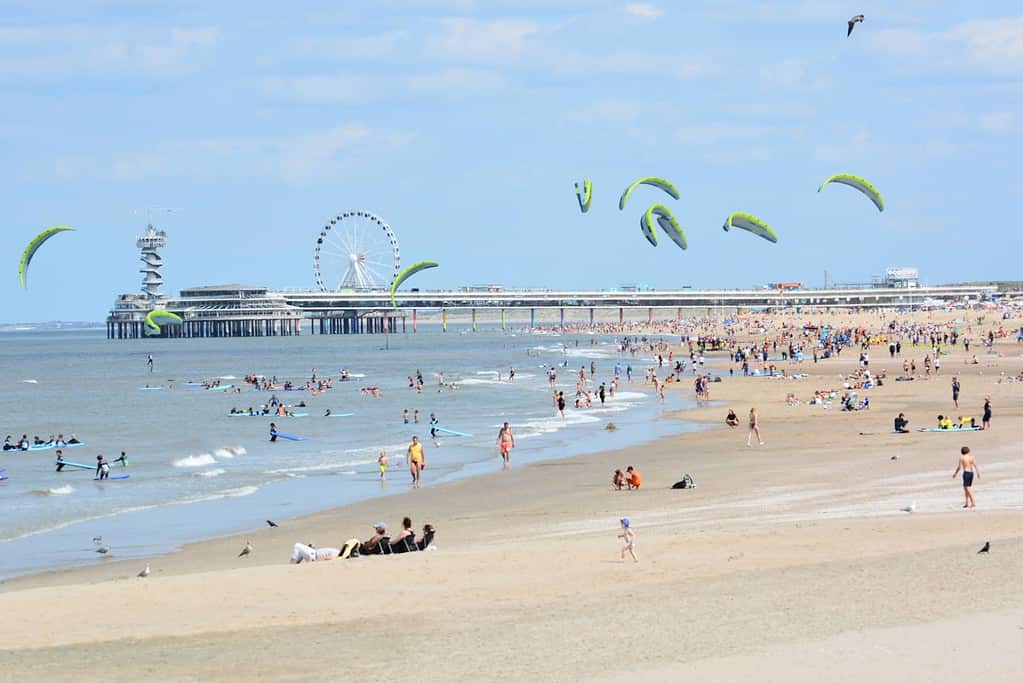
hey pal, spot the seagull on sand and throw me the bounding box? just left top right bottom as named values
left=239, top=541, right=253, bottom=558
left=138, top=563, right=151, bottom=578
left=266, top=519, right=279, bottom=528
left=899, top=502, right=916, bottom=513
left=95, top=545, right=110, bottom=554
left=978, top=541, right=990, bottom=554
left=848, top=14, right=864, bottom=37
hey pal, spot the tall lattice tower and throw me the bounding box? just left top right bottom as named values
left=137, top=223, right=167, bottom=301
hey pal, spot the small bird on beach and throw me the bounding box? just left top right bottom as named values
left=899, top=502, right=916, bottom=513
left=95, top=545, right=110, bottom=554
left=848, top=14, right=864, bottom=37
left=138, top=563, right=151, bottom=578
left=978, top=541, right=990, bottom=554
left=266, top=519, right=278, bottom=528
left=239, top=541, right=253, bottom=558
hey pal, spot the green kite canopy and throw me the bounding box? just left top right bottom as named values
left=390, top=261, right=439, bottom=307
left=574, top=180, right=592, bottom=213
left=818, top=173, right=885, bottom=212
left=19, top=226, right=73, bottom=288
left=144, top=310, right=183, bottom=335
left=722, top=212, right=778, bottom=243
left=619, top=177, right=680, bottom=211
left=645, top=205, right=687, bottom=250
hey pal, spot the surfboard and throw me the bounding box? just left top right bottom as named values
left=229, top=413, right=308, bottom=418
left=0, top=467, right=5, bottom=473
left=918, top=426, right=981, bottom=433
left=56, top=460, right=94, bottom=469
left=95, top=474, right=130, bottom=481
left=28, top=443, right=55, bottom=451
left=138, top=386, right=163, bottom=391
left=274, top=432, right=310, bottom=442
left=210, top=384, right=234, bottom=391
left=0, top=476, right=8, bottom=481
left=434, top=427, right=472, bottom=437
left=64, top=442, right=85, bottom=448
left=328, top=413, right=355, bottom=417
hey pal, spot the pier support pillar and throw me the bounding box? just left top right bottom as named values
left=619, top=307, right=624, bottom=326
left=442, top=308, right=447, bottom=333
left=648, top=307, right=653, bottom=324
left=500, top=309, right=505, bottom=331
left=413, top=309, right=417, bottom=333
left=530, top=308, right=535, bottom=329
left=589, top=307, right=594, bottom=326
left=471, top=308, right=477, bottom=332
left=559, top=308, right=565, bottom=330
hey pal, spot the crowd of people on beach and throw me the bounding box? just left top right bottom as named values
left=289, top=517, right=437, bottom=563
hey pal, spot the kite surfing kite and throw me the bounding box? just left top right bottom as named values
left=619, top=177, right=680, bottom=211
left=19, top=226, right=73, bottom=288
left=722, top=212, right=778, bottom=243
left=847, top=14, right=864, bottom=37
left=643, top=205, right=687, bottom=250
left=390, top=260, right=438, bottom=307
left=574, top=180, right=592, bottom=213
left=818, top=173, right=884, bottom=212
left=144, top=310, right=183, bottom=336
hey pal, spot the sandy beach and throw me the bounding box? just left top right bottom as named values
left=4, top=311, right=1022, bottom=682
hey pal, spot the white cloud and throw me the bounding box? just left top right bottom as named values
left=625, top=4, right=663, bottom=19
left=262, top=75, right=377, bottom=103
left=405, top=67, right=508, bottom=94
left=979, top=111, right=1014, bottom=132
left=949, top=17, right=1023, bottom=73
left=427, top=18, right=542, bottom=63
left=56, top=124, right=414, bottom=183
left=0, top=25, right=218, bottom=81
left=673, top=123, right=772, bottom=146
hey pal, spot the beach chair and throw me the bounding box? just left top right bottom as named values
left=416, top=527, right=436, bottom=551
left=389, top=533, right=416, bottom=554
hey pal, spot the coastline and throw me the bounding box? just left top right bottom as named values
left=4, top=317, right=1023, bottom=681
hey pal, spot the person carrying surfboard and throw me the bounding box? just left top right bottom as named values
left=269, top=423, right=278, bottom=443
left=95, top=455, right=110, bottom=480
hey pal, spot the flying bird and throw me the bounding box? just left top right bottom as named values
left=239, top=541, right=253, bottom=558
left=95, top=545, right=110, bottom=554
left=978, top=541, right=990, bottom=554
left=266, top=519, right=279, bottom=528
left=138, top=563, right=151, bottom=578
left=899, top=502, right=916, bottom=513
left=848, top=14, right=864, bottom=37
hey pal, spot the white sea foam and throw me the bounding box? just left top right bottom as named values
left=34, top=485, right=73, bottom=496
left=213, top=446, right=246, bottom=459
left=173, top=454, right=217, bottom=468
left=194, top=468, right=226, bottom=478
left=21, top=379, right=38, bottom=384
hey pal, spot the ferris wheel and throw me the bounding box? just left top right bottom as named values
left=313, top=211, right=401, bottom=291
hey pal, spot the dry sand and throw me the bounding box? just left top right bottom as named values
left=4, top=311, right=1022, bottom=682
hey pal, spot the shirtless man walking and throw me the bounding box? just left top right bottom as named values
left=952, top=446, right=979, bottom=508
left=496, top=421, right=515, bottom=468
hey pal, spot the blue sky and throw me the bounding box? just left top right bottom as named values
left=3, top=1, right=1021, bottom=321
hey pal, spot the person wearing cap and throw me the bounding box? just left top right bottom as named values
left=618, top=518, right=637, bottom=562
left=360, top=522, right=389, bottom=555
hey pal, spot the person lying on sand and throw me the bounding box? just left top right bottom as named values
left=290, top=542, right=340, bottom=563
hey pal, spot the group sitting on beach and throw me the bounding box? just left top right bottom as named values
left=612, top=466, right=642, bottom=490
left=289, top=518, right=436, bottom=563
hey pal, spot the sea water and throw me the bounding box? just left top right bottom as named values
left=0, top=327, right=699, bottom=579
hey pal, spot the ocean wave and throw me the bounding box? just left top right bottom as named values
left=218, top=375, right=237, bottom=380
left=194, top=468, right=226, bottom=478
left=173, top=454, right=218, bottom=468
left=33, top=484, right=73, bottom=496
left=21, top=379, right=38, bottom=384
left=213, top=446, right=246, bottom=459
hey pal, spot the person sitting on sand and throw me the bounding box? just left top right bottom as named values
left=626, top=466, right=642, bottom=490
left=392, top=517, right=414, bottom=545
left=612, top=469, right=625, bottom=490
left=725, top=410, right=739, bottom=427
left=937, top=414, right=953, bottom=430
left=360, top=522, right=389, bottom=555
left=894, top=413, right=910, bottom=433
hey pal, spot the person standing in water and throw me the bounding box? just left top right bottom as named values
left=269, top=422, right=278, bottom=442
left=378, top=450, right=388, bottom=480
left=747, top=407, right=764, bottom=446
left=95, top=455, right=110, bottom=480
left=496, top=421, right=515, bottom=468
left=407, top=436, right=426, bottom=488
left=147, top=354, right=154, bottom=372
left=113, top=451, right=128, bottom=467
left=953, top=446, right=979, bottom=508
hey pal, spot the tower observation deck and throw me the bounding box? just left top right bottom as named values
left=137, top=224, right=167, bottom=300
